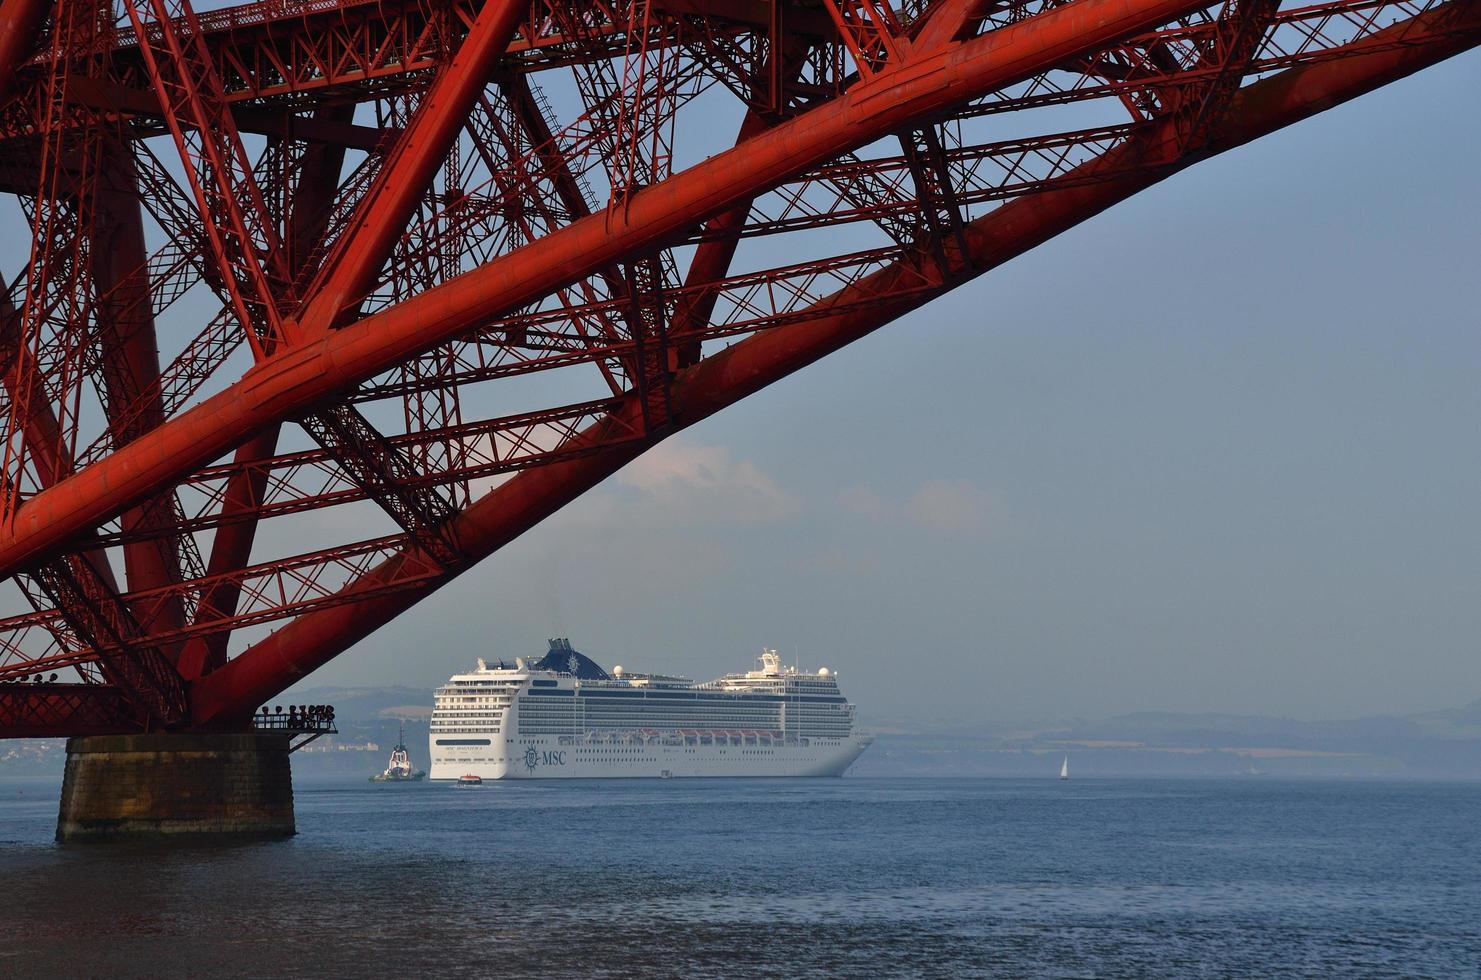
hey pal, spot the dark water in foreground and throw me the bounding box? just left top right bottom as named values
left=1, top=776, right=1478, bottom=978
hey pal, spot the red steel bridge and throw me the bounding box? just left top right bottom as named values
left=0, top=0, right=1475, bottom=739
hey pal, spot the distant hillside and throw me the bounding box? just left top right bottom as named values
left=856, top=699, right=1481, bottom=778
left=280, top=686, right=435, bottom=773
left=5, top=688, right=1481, bottom=779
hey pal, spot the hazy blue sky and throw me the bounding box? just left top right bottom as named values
left=2, top=24, right=1475, bottom=729
left=295, top=50, right=1481, bottom=727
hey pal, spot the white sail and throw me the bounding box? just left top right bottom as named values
left=1059, top=755, right=1069, bottom=780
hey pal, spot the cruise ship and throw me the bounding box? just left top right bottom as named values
left=429, top=640, right=871, bottom=780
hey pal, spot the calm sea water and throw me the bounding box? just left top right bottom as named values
left=1, top=775, right=1477, bottom=978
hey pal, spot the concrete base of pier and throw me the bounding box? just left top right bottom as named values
left=56, top=733, right=295, bottom=842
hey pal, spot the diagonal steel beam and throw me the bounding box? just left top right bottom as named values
left=92, top=148, right=188, bottom=638
left=29, top=556, right=188, bottom=727
left=122, top=0, right=291, bottom=359
left=294, top=0, right=533, bottom=334
left=0, top=0, right=49, bottom=108
left=0, top=0, right=1217, bottom=577
left=188, top=1, right=1481, bottom=725
left=1, top=300, right=127, bottom=601
left=265, top=0, right=532, bottom=558
left=178, top=112, right=354, bottom=680
left=670, top=37, right=813, bottom=367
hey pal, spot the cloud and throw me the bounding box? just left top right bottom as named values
left=837, top=485, right=888, bottom=519
left=487, top=440, right=798, bottom=604
left=792, top=548, right=882, bottom=576
left=904, top=480, right=1001, bottom=535
left=836, top=479, right=1005, bottom=537
left=613, top=440, right=801, bottom=525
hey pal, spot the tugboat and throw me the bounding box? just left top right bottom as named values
left=370, top=723, right=427, bottom=782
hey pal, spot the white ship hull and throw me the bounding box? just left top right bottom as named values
left=430, top=643, right=871, bottom=781
left=429, top=733, right=871, bottom=780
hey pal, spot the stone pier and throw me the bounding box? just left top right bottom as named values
left=56, top=733, right=295, bottom=841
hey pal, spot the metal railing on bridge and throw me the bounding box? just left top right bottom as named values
left=253, top=705, right=337, bottom=751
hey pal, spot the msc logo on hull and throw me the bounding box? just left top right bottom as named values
left=523, top=746, right=567, bottom=773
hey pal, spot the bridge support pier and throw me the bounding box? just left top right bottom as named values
left=56, top=733, right=295, bottom=841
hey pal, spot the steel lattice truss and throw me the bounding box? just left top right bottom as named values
left=0, top=0, right=1474, bottom=736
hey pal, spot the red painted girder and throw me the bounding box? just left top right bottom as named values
left=82, top=399, right=631, bottom=548
left=911, top=0, right=990, bottom=50
left=92, top=151, right=190, bottom=642
left=0, top=406, right=630, bottom=654
left=68, top=307, right=239, bottom=471
left=78, top=0, right=458, bottom=108
left=0, top=684, right=134, bottom=738
left=0, top=0, right=48, bottom=106
left=0, top=300, right=81, bottom=494
left=187, top=1, right=1481, bottom=724
left=176, top=426, right=280, bottom=679
left=370, top=59, right=708, bottom=321
left=17, top=538, right=441, bottom=660
left=349, top=245, right=930, bottom=398
left=448, top=87, right=629, bottom=400
left=670, top=100, right=793, bottom=367
left=179, top=108, right=356, bottom=680
left=0, top=647, right=103, bottom=684
left=946, top=0, right=1456, bottom=123
left=0, top=306, right=129, bottom=605
left=134, top=0, right=485, bottom=583
left=25, top=557, right=189, bottom=726
left=367, top=3, right=1374, bottom=307
left=122, top=0, right=291, bottom=358
left=0, top=0, right=1214, bottom=578
left=342, top=4, right=1354, bottom=317
left=496, top=74, right=634, bottom=363
left=297, top=0, right=531, bottom=334
left=669, top=36, right=814, bottom=367
left=1, top=534, right=445, bottom=676
left=48, top=76, right=396, bottom=151
left=334, top=252, right=913, bottom=403
left=2, top=0, right=825, bottom=132
left=825, top=0, right=909, bottom=78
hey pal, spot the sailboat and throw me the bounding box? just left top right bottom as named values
left=1059, top=755, right=1069, bottom=780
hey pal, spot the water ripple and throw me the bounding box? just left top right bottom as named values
left=1, top=776, right=1477, bottom=978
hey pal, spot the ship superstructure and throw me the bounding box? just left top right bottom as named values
left=429, top=640, right=870, bottom=780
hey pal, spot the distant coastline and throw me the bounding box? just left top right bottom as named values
left=855, top=700, right=1481, bottom=778
left=4, top=686, right=1480, bottom=779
